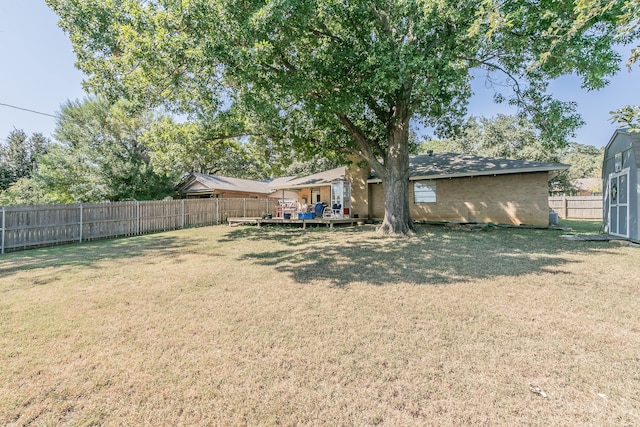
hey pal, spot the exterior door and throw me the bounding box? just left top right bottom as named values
left=311, top=189, right=321, bottom=204
left=608, top=170, right=629, bottom=237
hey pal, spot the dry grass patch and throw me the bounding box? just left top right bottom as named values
left=0, top=222, right=638, bottom=425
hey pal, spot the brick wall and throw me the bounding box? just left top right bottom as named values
left=346, top=156, right=371, bottom=219
left=368, top=172, right=551, bottom=226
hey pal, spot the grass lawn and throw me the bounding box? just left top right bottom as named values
left=1, top=220, right=638, bottom=425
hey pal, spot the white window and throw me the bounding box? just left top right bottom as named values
left=414, top=181, right=436, bottom=203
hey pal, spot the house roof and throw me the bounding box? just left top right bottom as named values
left=572, top=177, right=602, bottom=191
left=177, top=172, right=275, bottom=195
left=369, top=153, right=569, bottom=182
left=178, top=152, right=568, bottom=195
left=269, top=166, right=347, bottom=190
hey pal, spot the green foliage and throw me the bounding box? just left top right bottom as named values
left=542, top=0, right=640, bottom=130
left=0, top=177, right=57, bottom=206
left=283, top=153, right=342, bottom=177
left=562, top=143, right=604, bottom=181
left=611, top=105, right=640, bottom=132
left=0, top=130, right=50, bottom=191
left=142, top=118, right=273, bottom=180
left=1, top=97, right=175, bottom=205
left=423, top=115, right=564, bottom=162
left=423, top=115, right=604, bottom=194
left=47, top=0, right=626, bottom=232
left=48, top=96, right=175, bottom=202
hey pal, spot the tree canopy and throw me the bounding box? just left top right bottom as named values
left=0, top=97, right=176, bottom=205
left=545, top=0, right=639, bottom=130
left=47, top=0, right=629, bottom=234
left=424, top=115, right=565, bottom=162
left=0, top=129, right=50, bottom=191
left=423, top=114, right=604, bottom=194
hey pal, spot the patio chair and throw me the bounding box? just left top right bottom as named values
left=323, top=207, right=336, bottom=218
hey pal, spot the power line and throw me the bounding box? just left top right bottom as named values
left=0, top=102, right=59, bottom=119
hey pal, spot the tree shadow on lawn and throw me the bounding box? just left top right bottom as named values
left=0, top=232, right=211, bottom=278
left=230, top=225, right=614, bottom=286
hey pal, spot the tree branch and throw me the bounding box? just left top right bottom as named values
left=336, top=113, right=384, bottom=172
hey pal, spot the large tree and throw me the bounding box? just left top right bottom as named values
left=0, top=129, right=50, bottom=191
left=37, top=96, right=174, bottom=203
left=48, top=0, right=627, bottom=234
left=544, top=0, right=639, bottom=130
left=424, top=115, right=604, bottom=194
left=426, top=115, right=567, bottom=162
left=142, top=118, right=281, bottom=179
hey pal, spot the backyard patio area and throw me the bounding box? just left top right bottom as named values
left=0, top=221, right=638, bottom=425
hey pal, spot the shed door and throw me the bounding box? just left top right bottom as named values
left=608, top=170, right=629, bottom=237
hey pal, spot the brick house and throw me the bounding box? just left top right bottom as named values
left=179, top=153, right=567, bottom=226
left=273, top=153, right=567, bottom=226
left=361, top=153, right=568, bottom=225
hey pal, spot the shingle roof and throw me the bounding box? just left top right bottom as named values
left=269, top=166, right=347, bottom=189
left=178, top=173, right=274, bottom=195
left=178, top=152, right=568, bottom=195
left=370, top=153, right=568, bottom=181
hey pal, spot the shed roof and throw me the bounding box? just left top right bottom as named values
left=603, top=128, right=640, bottom=172
left=369, top=153, right=568, bottom=182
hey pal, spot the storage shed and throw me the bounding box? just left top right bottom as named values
left=602, top=129, right=640, bottom=240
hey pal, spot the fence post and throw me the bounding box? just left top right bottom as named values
left=79, top=204, right=83, bottom=243
left=136, top=201, right=140, bottom=235
left=562, top=195, right=568, bottom=219
left=243, top=198, right=246, bottom=218
left=1, top=207, right=5, bottom=254
left=181, top=199, right=185, bottom=229
left=216, top=198, right=219, bottom=225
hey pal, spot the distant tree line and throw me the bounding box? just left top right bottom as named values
left=421, top=114, right=604, bottom=194
left=0, top=96, right=341, bottom=206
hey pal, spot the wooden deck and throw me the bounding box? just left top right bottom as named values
left=228, top=217, right=357, bottom=229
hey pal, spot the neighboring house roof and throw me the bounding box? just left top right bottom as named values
left=369, top=153, right=569, bottom=182
left=269, top=166, right=347, bottom=190
left=572, top=178, right=602, bottom=192
left=177, top=172, right=274, bottom=195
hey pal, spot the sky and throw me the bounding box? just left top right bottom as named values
left=0, top=0, right=637, bottom=148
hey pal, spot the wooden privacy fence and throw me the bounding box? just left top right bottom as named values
left=549, top=196, right=603, bottom=220
left=0, top=198, right=278, bottom=253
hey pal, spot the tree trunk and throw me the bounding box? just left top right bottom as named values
left=338, top=83, right=415, bottom=236
left=378, top=120, right=415, bottom=236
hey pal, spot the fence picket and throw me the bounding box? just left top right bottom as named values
left=548, top=196, right=602, bottom=220
left=0, top=198, right=278, bottom=253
